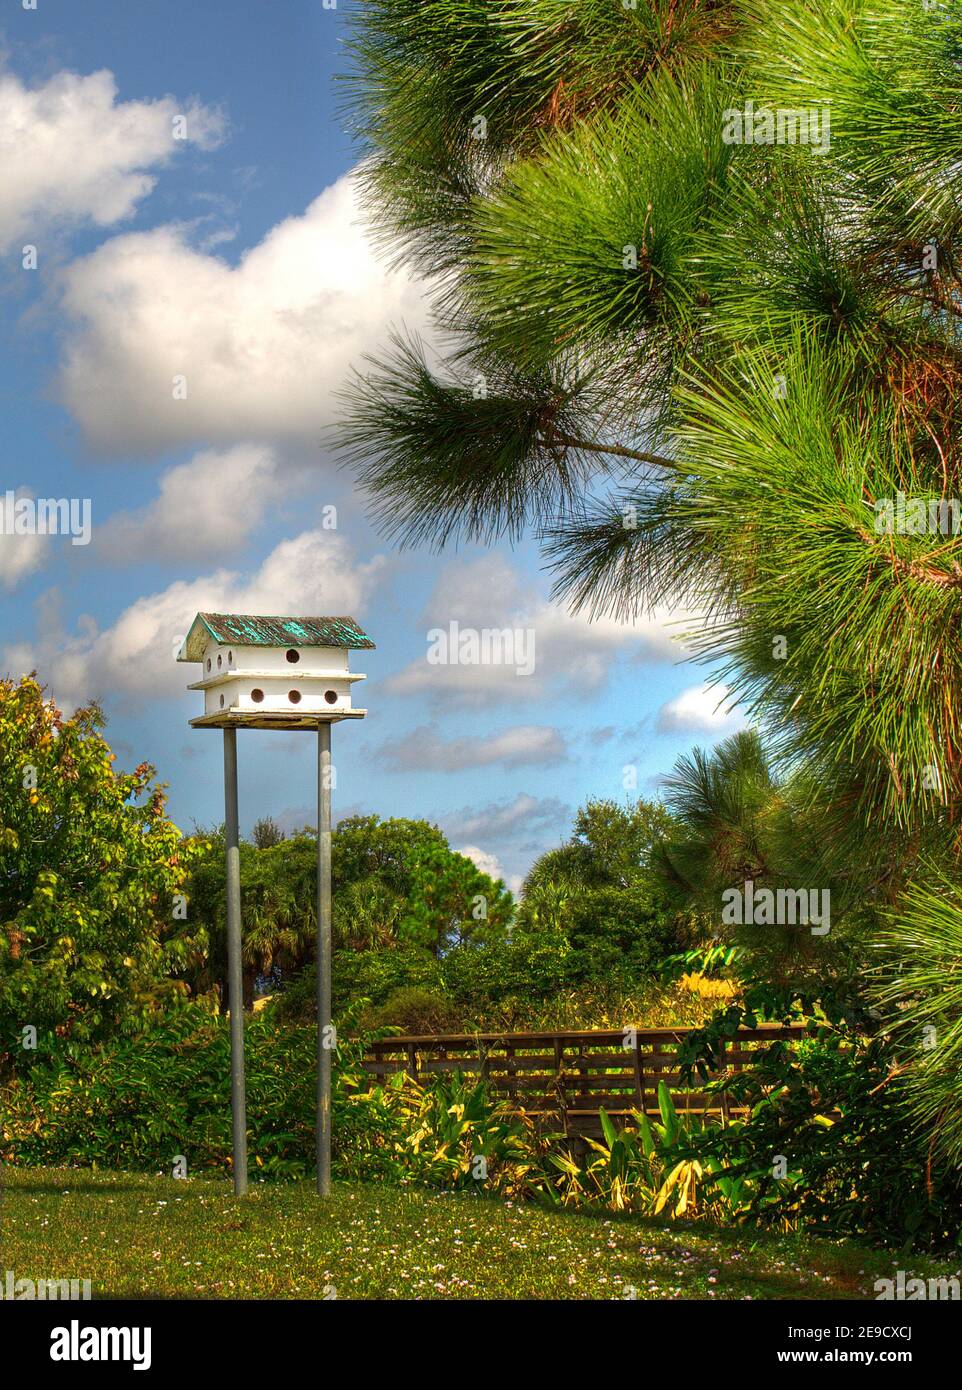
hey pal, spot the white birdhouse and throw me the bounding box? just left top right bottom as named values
left=176, top=612, right=374, bottom=728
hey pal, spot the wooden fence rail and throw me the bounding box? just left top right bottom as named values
left=362, top=1024, right=807, bottom=1136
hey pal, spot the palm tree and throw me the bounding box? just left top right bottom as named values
left=241, top=872, right=306, bottom=1008
left=517, top=878, right=571, bottom=937
left=654, top=731, right=781, bottom=904
left=333, top=878, right=403, bottom=952
left=653, top=731, right=860, bottom=988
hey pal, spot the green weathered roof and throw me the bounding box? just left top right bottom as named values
left=177, top=612, right=375, bottom=662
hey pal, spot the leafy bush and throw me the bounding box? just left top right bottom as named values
left=363, top=986, right=460, bottom=1033
left=550, top=1085, right=709, bottom=1218
left=441, top=934, right=574, bottom=1015
left=280, top=945, right=723, bottom=1033
left=1, top=1009, right=400, bottom=1182
left=0, top=676, right=200, bottom=1062
left=9, top=999, right=958, bottom=1249
left=359, top=1072, right=554, bottom=1200
left=481, top=981, right=722, bottom=1032
left=273, top=947, right=446, bottom=1023
left=0, top=1004, right=716, bottom=1219
left=678, top=1024, right=962, bottom=1252
left=565, top=883, right=685, bottom=984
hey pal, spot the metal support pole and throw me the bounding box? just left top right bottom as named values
left=223, top=727, right=248, bottom=1197
left=316, top=721, right=333, bottom=1196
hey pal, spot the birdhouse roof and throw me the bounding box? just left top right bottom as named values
left=177, top=612, right=375, bottom=662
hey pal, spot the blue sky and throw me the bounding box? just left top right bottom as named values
left=0, top=0, right=742, bottom=890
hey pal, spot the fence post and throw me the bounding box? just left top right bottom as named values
left=553, top=1039, right=567, bottom=1134
left=505, top=1045, right=517, bottom=1100
left=373, top=1042, right=385, bottom=1088
left=632, top=1033, right=646, bottom=1114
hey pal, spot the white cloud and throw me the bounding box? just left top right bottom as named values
left=441, top=792, right=570, bottom=892
left=656, top=682, right=747, bottom=736
left=3, top=529, right=384, bottom=712
left=457, top=844, right=522, bottom=893
left=457, top=845, right=507, bottom=883
left=57, top=173, right=432, bottom=452
left=442, top=792, right=569, bottom=845
left=0, top=489, right=45, bottom=589
left=0, top=65, right=223, bottom=250
left=95, top=444, right=280, bottom=563
left=377, top=722, right=567, bottom=772
left=386, top=555, right=693, bottom=709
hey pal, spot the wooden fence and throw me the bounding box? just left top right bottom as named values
left=362, top=1024, right=807, bottom=1136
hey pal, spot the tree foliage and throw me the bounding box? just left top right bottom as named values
left=338, top=0, right=962, bottom=857
left=0, top=676, right=198, bottom=1066
left=519, top=796, right=687, bottom=981
left=654, top=730, right=875, bottom=989
left=338, top=0, right=962, bottom=1160
left=874, top=869, right=962, bottom=1168
left=184, top=814, right=514, bottom=1008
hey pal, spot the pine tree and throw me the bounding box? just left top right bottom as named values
left=338, top=0, right=962, bottom=1146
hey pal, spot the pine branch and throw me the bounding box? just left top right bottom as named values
left=545, top=431, right=674, bottom=468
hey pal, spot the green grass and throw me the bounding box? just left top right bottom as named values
left=3, top=1167, right=960, bottom=1300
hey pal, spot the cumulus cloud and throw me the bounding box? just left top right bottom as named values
left=0, top=65, right=223, bottom=250
left=457, top=845, right=509, bottom=884
left=458, top=844, right=522, bottom=893
left=656, top=682, right=747, bottom=736
left=440, top=792, right=570, bottom=891
left=3, top=529, right=384, bottom=712
left=386, top=555, right=693, bottom=709
left=376, top=722, right=567, bottom=773
left=57, top=173, right=432, bottom=452
left=442, top=792, right=569, bottom=846
left=95, top=444, right=279, bottom=563
left=0, top=489, right=45, bottom=589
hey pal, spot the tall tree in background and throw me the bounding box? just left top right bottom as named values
left=654, top=730, right=870, bottom=990
left=185, top=815, right=513, bottom=1007
left=338, top=1, right=962, bottom=1149
left=525, top=796, right=675, bottom=893
left=521, top=796, right=686, bottom=980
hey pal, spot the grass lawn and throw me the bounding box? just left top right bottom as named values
left=4, top=1167, right=960, bottom=1300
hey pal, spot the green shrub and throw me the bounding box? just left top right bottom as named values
left=274, top=903, right=688, bottom=1033
left=268, top=965, right=317, bottom=1023
left=9, top=1000, right=957, bottom=1249
left=1, top=1008, right=400, bottom=1182
left=678, top=1022, right=962, bottom=1252
left=0, top=676, right=201, bottom=1060
left=0, top=1004, right=705, bottom=1218
left=275, top=948, right=446, bottom=1023
left=440, top=935, right=574, bottom=1015
left=565, top=883, right=684, bottom=985
left=369, top=1072, right=554, bottom=1199
left=362, top=986, right=459, bottom=1033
